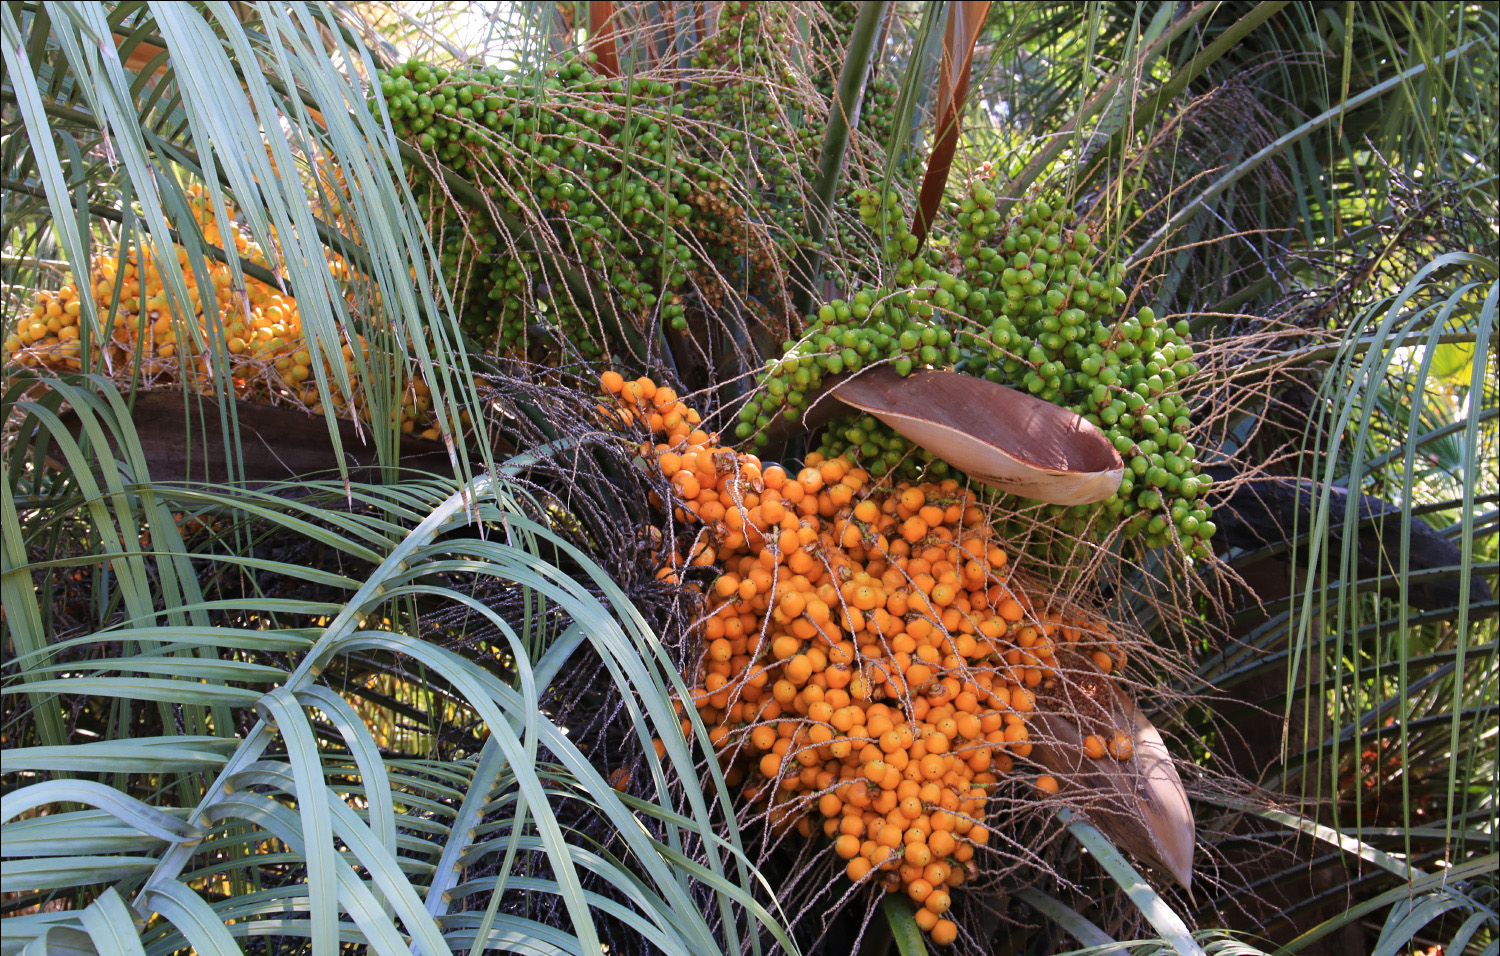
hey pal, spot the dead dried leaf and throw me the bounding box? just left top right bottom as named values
left=912, top=0, right=993, bottom=246
left=831, top=366, right=1124, bottom=505
left=1032, top=656, right=1195, bottom=889
left=56, top=392, right=455, bottom=486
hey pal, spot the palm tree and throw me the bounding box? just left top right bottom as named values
left=2, top=2, right=1494, bottom=954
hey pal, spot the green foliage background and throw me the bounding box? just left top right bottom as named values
left=1, top=2, right=1495, bottom=954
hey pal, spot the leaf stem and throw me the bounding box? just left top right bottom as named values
left=795, top=0, right=889, bottom=317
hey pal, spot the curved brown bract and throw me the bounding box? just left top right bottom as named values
left=911, top=0, right=992, bottom=247
left=1032, top=657, right=1195, bottom=889
left=56, top=392, right=455, bottom=487
left=831, top=366, right=1124, bottom=505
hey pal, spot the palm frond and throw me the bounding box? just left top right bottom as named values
left=2, top=1, right=489, bottom=482
left=3, top=371, right=794, bottom=953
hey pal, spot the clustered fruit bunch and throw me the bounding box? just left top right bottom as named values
left=373, top=0, right=897, bottom=363
left=380, top=55, right=698, bottom=359
left=601, top=374, right=1139, bottom=948
left=741, top=176, right=1215, bottom=559
left=3, top=185, right=446, bottom=439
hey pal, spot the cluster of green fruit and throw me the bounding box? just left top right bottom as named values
left=741, top=181, right=1215, bottom=559
left=377, top=55, right=696, bottom=360
left=372, top=0, right=895, bottom=363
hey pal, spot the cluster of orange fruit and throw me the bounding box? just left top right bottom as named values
left=601, top=374, right=1135, bottom=948
left=4, top=184, right=442, bottom=439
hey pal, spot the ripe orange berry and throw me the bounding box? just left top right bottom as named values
left=772, top=679, right=798, bottom=704
left=1035, top=775, right=1060, bottom=794
left=785, top=655, right=814, bottom=684
left=922, top=861, right=950, bottom=888
left=906, top=877, right=934, bottom=904
left=928, top=830, right=956, bottom=858
left=955, top=713, right=982, bottom=740
left=759, top=753, right=783, bottom=780
left=930, top=918, right=959, bottom=946
left=749, top=723, right=776, bottom=750
left=924, top=889, right=952, bottom=916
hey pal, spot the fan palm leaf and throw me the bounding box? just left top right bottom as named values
left=3, top=372, right=795, bottom=954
